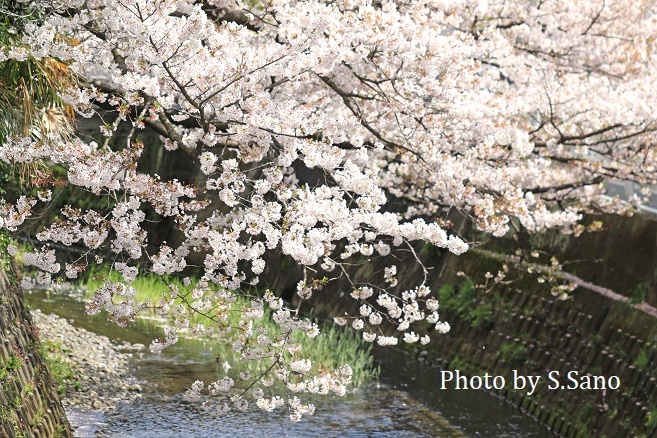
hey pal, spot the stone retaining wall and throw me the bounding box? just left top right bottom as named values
left=265, top=212, right=657, bottom=437
left=423, top=274, right=657, bottom=437
left=0, top=268, right=71, bottom=437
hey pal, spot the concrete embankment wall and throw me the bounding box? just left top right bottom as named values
left=441, top=215, right=657, bottom=437
left=0, top=268, right=71, bottom=437
left=264, top=213, right=657, bottom=437
left=423, top=265, right=657, bottom=437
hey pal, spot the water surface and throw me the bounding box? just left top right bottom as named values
left=27, top=287, right=550, bottom=437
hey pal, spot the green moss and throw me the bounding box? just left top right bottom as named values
left=497, top=342, right=527, bottom=365
left=466, top=303, right=493, bottom=329
left=646, top=407, right=657, bottom=436
left=8, top=396, right=22, bottom=410
left=629, top=283, right=648, bottom=305
left=448, top=355, right=470, bottom=372
left=29, top=407, right=44, bottom=428
left=0, top=230, right=13, bottom=271
left=439, top=281, right=493, bottom=329
left=634, top=348, right=649, bottom=370
left=4, top=355, right=23, bottom=373
left=22, top=381, right=34, bottom=396
left=40, top=340, right=78, bottom=396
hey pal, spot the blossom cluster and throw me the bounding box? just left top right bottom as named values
left=2, top=0, right=657, bottom=421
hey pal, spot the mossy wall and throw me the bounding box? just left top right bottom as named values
left=427, top=213, right=657, bottom=437
left=0, top=269, right=71, bottom=437
left=260, top=212, right=657, bottom=437
left=425, top=272, right=657, bottom=437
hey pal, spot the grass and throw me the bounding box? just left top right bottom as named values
left=13, top=250, right=380, bottom=388
left=293, top=320, right=380, bottom=386
left=39, top=340, right=79, bottom=395
left=209, top=311, right=380, bottom=388
left=80, top=264, right=186, bottom=302
left=80, top=264, right=379, bottom=387
left=212, top=307, right=380, bottom=387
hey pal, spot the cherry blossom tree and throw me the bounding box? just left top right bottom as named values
left=2, top=0, right=657, bottom=420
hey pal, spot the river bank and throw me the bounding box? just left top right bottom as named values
left=31, top=309, right=145, bottom=415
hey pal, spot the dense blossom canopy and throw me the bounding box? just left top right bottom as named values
left=1, top=0, right=657, bottom=420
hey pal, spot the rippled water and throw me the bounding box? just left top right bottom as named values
left=27, top=288, right=550, bottom=437
left=93, top=390, right=459, bottom=437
